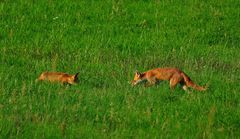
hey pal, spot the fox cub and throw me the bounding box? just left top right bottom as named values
left=37, top=72, right=79, bottom=85
left=131, top=67, right=207, bottom=92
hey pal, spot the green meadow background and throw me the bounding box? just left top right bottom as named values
left=1, top=0, right=240, bottom=138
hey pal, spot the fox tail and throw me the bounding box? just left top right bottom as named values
left=181, top=72, right=207, bottom=91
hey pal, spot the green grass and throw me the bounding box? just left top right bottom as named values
left=0, top=0, right=240, bottom=138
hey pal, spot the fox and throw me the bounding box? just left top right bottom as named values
left=37, top=71, right=79, bottom=85
left=131, top=67, right=207, bottom=92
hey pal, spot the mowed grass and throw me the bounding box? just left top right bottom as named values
left=0, top=0, right=240, bottom=138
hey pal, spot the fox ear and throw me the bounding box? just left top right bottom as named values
left=74, top=72, right=79, bottom=78
left=135, top=70, right=141, bottom=75
left=135, top=70, right=139, bottom=74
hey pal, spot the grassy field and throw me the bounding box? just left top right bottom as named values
left=1, top=0, right=240, bottom=138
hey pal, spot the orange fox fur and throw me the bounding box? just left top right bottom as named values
left=37, top=72, right=79, bottom=85
left=131, top=68, right=207, bottom=92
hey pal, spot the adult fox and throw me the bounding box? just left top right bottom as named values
left=131, top=68, right=207, bottom=92
left=37, top=72, right=79, bottom=85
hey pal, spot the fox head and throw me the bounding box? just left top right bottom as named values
left=68, top=72, right=79, bottom=84
left=131, top=70, right=144, bottom=86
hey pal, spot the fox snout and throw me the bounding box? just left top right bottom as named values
left=131, top=80, right=137, bottom=86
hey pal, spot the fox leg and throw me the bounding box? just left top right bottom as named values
left=182, top=85, right=188, bottom=91
left=183, top=85, right=192, bottom=94
left=144, top=78, right=157, bottom=87
left=169, top=77, right=180, bottom=90
left=180, top=80, right=192, bottom=94
left=144, top=81, right=155, bottom=87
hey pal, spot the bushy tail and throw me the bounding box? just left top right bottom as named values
left=181, top=72, right=207, bottom=91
